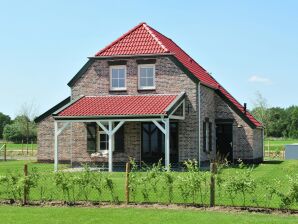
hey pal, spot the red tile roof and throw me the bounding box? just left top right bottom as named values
left=56, top=94, right=180, bottom=117
left=95, top=23, right=262, bottom=127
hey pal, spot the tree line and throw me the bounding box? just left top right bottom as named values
left=250, top=92, right=298, bottom=139
left=0, top=104, right=37, bottom=143
left=251, top=106, right=298, bottom=138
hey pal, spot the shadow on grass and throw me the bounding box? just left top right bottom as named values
left=262, top=160, right=284, bottom=165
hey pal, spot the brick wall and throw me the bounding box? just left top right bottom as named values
left=37, top=55, right=263, bottom=165
left=37, top=56, right=199, bottom=164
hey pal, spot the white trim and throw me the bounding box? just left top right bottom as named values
left=108, top=121, right=113, bottom=172
left=109, top=65, right=127, bottom=91
left=54, top=121, right=70, bottom=172
left=164, top=118, right=170, bottom=170
left=138, top=64, right=156, bottom=90
left=98, top=130, right=111, bottom=153
left=168, top=100, right=185, bottom=120
left=111, top=121, right=125, bottom=136
left=152, top=120, right=165, bottom=134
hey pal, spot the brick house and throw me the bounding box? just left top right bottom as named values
left=35, top=23, right=264, bottom=171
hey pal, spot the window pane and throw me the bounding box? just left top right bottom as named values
left=147, top=77, right=154, bottom=87
left=140, top=68, right=146, bottom=77
left=118, top=69, right=125, bottom=79
left=147, top=68, right=153, bottom=76
left=100, top=142, right=107, bottom=150
left=112, top=69, right=118, bottom=78
left=112, top=79, right=118, bottom=88
left=140, top=78, right=146, bottom=87
left=118, top=78, right=125, bottom=88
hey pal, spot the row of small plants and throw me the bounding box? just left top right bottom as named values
left=0, top=165, right=119, bottom=204
left=0, top=160, right=297, bottom=209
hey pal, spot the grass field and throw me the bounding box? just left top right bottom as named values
left=0, top=160, right=297, bottom=209
left=0, top=143, right=37, bottom=151
left=264, top=138, right=298, bottom=152
left=0, top=206, right=296, bottom=224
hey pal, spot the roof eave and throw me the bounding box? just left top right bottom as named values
left=53, top=113, right=168, bottom=121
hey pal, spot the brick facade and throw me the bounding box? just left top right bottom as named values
left=37, top=55, right=263, bottom=165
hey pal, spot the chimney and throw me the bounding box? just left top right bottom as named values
left=244, top=103, right=247, bottom=115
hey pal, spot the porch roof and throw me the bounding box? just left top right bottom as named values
left=53, top=93, right=185, bottom=120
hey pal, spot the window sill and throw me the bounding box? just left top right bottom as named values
left=138, top=88, right=156, bottom=91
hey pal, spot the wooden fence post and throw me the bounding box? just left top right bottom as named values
left=21, top=140, right=24, bottom=154
left=23, top=164, right=28, bottom=205
left=210, top=162, right=217, bottom=207
left=4, top=143, right=7, bottom=161
left=125, top=162, right=130, bottom=205
left=31, top=140, right=33, bottom=156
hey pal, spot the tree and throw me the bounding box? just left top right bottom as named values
left=251, top=92, right=269, bottom=136
left=17, top=102, right=37, bottom=152
left=0, top=112, right=11, bottom=139
left=266, top=107, right=287, bottom=138
left=286, top=106, right=298, bottom=138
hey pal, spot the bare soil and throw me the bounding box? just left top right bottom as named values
left=0, top=200, right=297, bottom=216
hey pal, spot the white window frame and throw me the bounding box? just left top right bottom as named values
left=138, top=64, right=156, bottom=90
left=97, top=130, right=115, bottom=153
left=110, top=65, right=127, bottom=91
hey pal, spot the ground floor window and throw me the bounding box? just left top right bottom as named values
left=203, top=118, right=213, bottom=152
left=141, top=122, right=178, bottom=164
left=86, top=122, right=124, bottom=153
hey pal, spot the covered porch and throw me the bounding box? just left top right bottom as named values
left=52, top=93, right=186, bottom=172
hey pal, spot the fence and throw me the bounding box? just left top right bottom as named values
left=0, top=143, right=7, bottom=161
left=0, top=161, right=297, bottom=211
left=0, top=142, right=36, bottom=161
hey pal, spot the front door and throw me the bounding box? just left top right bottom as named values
left=216, top=123, right=233, bottom=162
left=141, top=122, right=178, bottom=164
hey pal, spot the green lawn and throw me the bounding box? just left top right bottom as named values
left=0, top=206, right=296, bottom=224
left=0, top=160, right=297, bottom=210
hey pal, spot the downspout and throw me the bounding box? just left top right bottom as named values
left=198, top=81, right=201, bottom=168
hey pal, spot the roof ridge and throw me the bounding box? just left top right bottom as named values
left=95, top=22, right=146, bottom=56
left=142, top=23, right=169, bottom=53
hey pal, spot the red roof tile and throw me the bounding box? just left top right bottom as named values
left=57, top=95, right=179, bottom=117
left=95, top=23, right=262, bottom=127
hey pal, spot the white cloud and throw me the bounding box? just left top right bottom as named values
left=248, top=75, right=272, bottom=84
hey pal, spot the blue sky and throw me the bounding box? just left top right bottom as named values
left=0, top=0, right=297, bottom=118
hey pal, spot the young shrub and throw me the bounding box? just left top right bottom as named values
left=223, top=161, right=256, bottom=207
left=128, top=158, right=139, bottom=202
left=177, top=160, right=205, bottom=205
left=277, top=174, right=298, bottom=209
left=76, top=164, right=93, bottom=201
left=161, top=169, right=174, bottom=204
left=23, top=167, right=40, bottom=202
left=0, top=172, right=23, bottom=202
left=54, top=172, right=78, bottom=204
left=90, top=171, right=104, bottom=202
left=104, top=176, right=119, bottom=204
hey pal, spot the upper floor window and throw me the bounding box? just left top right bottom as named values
left=110, top=65, right=126, bottom=91
left=138, top=64, right=155, bottom=90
